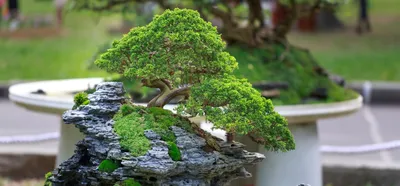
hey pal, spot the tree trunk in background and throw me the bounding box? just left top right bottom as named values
left=271, top=1, right=290, bottom=29
left=272, top=0, right=345, bottom=33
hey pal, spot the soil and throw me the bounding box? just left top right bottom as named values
left=0, top=27, right=63, bottom=39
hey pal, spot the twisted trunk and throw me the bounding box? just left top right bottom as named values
left=142, top=79, right=190, bottom=108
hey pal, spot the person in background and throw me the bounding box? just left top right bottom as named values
left=54, top=0, right=67, bottom=28
left=356, top=0, right=371, bottom=34
left=7, top=0, right=19, bottom=31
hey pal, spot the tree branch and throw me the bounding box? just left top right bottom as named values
left=156, top=86, right=191, bottom=107
left=142, top=79, right=172, bottom=107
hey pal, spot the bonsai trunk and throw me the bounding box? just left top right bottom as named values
left=226, top=132, right=234, bottom=143
left=143, top=79, right=190, bottom=108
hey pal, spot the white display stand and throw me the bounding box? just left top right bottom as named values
left=9, top=78, right=362, bottom=186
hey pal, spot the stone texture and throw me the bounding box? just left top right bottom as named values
left=49, top=82, right=265, bottom=186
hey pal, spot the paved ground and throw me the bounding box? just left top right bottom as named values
left=1, top=99, right=400, bottom=168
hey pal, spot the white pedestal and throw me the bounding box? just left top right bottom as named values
left=56, top=119, right=84, bottom=166
left=256, top=122, right=321, bottom=186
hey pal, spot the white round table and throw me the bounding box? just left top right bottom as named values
left=9, top=78, right=362, bottom=186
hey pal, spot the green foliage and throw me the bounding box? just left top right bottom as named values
left=98, top=8, right=295, bottom=152
left=120, top=104, right=136, bottom=116
left=72, top=92, right=89, bottom=109
left=148, top=107, right=173, bottom=116
left=98, top=159, right=120, bottom=173
left=178, top=75, right=295, bottom=151
left=96, top=8, right=237, bottom=87
left=44, top=172, right=52, bottom=186
left=113, top=112, right=151, bottom=157
left=122, top=178, right=142, bottom=186
left=167, top=142, right=182, bottom=161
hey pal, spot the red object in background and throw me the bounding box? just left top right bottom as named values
left=271, top=2, right=290, bottom=28
left=271, top=1, right=316, bottom=32
left=297, top=12, right=316, bottom=32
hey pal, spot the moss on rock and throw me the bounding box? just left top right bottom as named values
left=98, top=159, right=120, bottom=173
left=167, top=142, right=182, bottom=161
left=122, top=178, right=142, bottom=186
left=72, top=92, right=90, bottom=109
left=120, top=104, right=136, bottom=116
left=113, top=104, right=191, bottom=159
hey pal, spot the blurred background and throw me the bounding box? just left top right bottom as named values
left=0, top=0, right=399, bottom=185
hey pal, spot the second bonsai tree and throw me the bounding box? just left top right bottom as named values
left=97, top=8, right=294, bottom=151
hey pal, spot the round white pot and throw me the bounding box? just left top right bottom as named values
left=9, top=78, right=363, bottom=186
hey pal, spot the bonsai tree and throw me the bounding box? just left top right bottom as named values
left=71, top=0, right=357, bottom=105
left=96, top=8, right=294, bottom=150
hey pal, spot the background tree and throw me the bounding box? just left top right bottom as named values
left=97, top=8, right=295, bottom=151
left=72, top=0, right=357, bottom=105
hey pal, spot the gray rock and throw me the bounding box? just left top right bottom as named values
left=49, top=82, right=265, bottom=186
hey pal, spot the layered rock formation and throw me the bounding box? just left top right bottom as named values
left=47, top=82, right=265, bottom=186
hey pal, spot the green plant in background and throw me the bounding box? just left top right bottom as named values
left=98, top=159, right=120, bottom=173
left=44, top=171, right=52, bottom=186
left=70, top=0, right=358, bottom=105
left=72, top=92, right=90, bottom=109
left=99, top=9, right=294, bottom=152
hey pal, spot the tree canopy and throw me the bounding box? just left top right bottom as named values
left=177, top=75, right=294, bottom=151
left=69, top=0, right=348, bottom=45
left=97, top=8, right=237, bottom=107
left=96, top=8, right=295, bottom=151
left=97, top=8, right=237, bottom=86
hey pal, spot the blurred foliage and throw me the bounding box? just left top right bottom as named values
left=228, top=44, right=358, bottom=105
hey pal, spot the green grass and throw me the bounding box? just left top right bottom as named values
left=0, top=0, right=113, bottom=81
left=288, top=0, right=400, bottom=81
left=0, top=0, right=399, bottom=82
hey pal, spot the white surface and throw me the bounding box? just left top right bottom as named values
left=56, top=122, right=84, bottom=167
left=275, top=96, right=363, bottom=124
left=256, top=123, right=321, bottom=186
left=8, top=78, right=103, bottom=114
left=8, top=78, right=363, bottom=120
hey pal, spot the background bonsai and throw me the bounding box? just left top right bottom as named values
left=97, top=8, right=294, bottom=150
left=71, top=0, right=358, bottom=105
